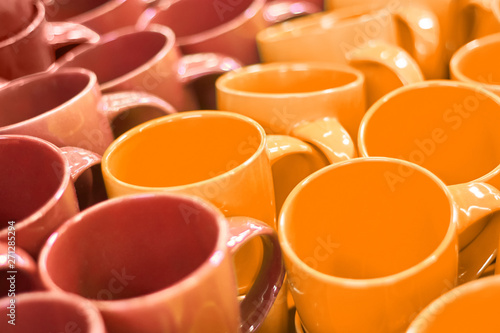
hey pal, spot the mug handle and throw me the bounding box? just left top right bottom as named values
left=460, top=0, right=500, bottom=41
left=99, top=91, right=177, bottom=137
left=226, top=216, right=285, bottom=333
left=289, top=118, right=357, bottom=163
left=345, top=40, right=424, bottom=106
left=177, top=53, right=242, bottom=84
left=45, top=21, right=100, bottom=49
left=391, top=4, right=441, bottom=79
left=266, top=134, right=330, bottom=219
left=263, top=1, right=321, bottom=23
left=447, top=182, right=500, bottom=284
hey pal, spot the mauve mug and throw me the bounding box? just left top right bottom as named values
left=0, top=0, right=34, bottom=40
left=0, top=291, right=107, bottom=332
left=0, top=135, right=101, bottom=257
left=53, top=25, right=241, bottom=111
left=0, top=67, right=175, bottom=155
left=0, top=1, right=99, bottom=81
left=43, top=0, right=152, bottom=35
left=38, top=193, right=284, bottom=333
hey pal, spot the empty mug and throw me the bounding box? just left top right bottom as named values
left=38, top=192, right=284, bottom=333
left=0, top=135, right=101, bottom=257
left=279, top=157, right=500, bottom=333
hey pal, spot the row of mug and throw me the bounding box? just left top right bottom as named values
left=1, top=129, right=500, bottom=332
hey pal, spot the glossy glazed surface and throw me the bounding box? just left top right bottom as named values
left=279, top=158, right=458, bottom=333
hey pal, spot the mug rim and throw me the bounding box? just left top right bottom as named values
left=53, top=24, right=176, bottom=92
left=278, top=156, right=457, bottom=286
left=139, top=0, right=266, bottom=46
left=101, top=110, right=268, bottom=192
left=0, top=135, right=71, bottom=234
left=0, top=290, right=106, bottom=332
left=358, top=79, right=500, bottom=184
left=0, top=67, right=98, bottom=132
left=38, top=192, right=232, bottom=307
left=450, top=32, right=500, bottom=90
left=406, top=275, right=500, bottom=332
left=215, top=62, right=364, bottom=98
left=0, top=1, right=45, bottom=49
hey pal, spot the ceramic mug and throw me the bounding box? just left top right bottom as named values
left=450, top=32, right=500, bottom=97
left=0, top=67, right=175, bottom=155
left=407, top=275, right=500, bottom=332
left=358, top=80, right=500, bottom=282
left=53, top=25, right=241, bottom=111
left=43, top=0, right=152, bottom=35
left=100, top=111, right=327, bottom=332
left=0, top=1, right=99, bottom=81
left=0, top=241, right=39, bottom=297
left=38, top=192, right=284, bottom=333
left=0, top=291, right=106, bottom=332
left=0, top=135, right=101, bottom=257
left=279, top=157, right=500, bottom=333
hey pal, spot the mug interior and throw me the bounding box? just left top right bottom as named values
left=454, top=39, right=500, bottom=85
left=221, top=66, right=359, bottom=94
left=44, top=0, right=110, bottom=21
left=0, top=72, right=89, bottom=128
left=58, top=30, right=166, bottom=85
left=0, top=137, right=66, bottom=230
left=282, top=159, right=451, bottom=279
left=43, top=195, right=220, bottom=300
left=106, top=113, right=262, bottom=187
left=361, top=84, right=500, bottom=185
left=149, top=0, right=254, bottom=38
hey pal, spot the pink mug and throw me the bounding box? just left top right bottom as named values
left=0, top=135, right=101, bottom=257
left=38, top=192, right=285, bottom=333
left=0, top=67, right=175, bottom=154
left=0, top=241, right=39, bottom=297
left=0, top=291, right=107, bottom=332
left=53, top=25, right=241, bottom=111
left=43, top=0, right=152, bottom=35
left=0, top=1, right=99, bottom=81
left=0, top=0, right=34, bottom=40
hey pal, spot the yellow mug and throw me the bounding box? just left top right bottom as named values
left=450, top=32, right=500, bottom=97
left=279, top=157, right=500, bottom=333
left=358, top=80, right=500, bottom=282
left=407, top=275, right=500, bottom=332
left=256, top=5, right=429, bottom=106
left=101, top=110, right=321, bottom=333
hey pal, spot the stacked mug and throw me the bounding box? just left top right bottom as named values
left=1, top=1, right=500, bottom=333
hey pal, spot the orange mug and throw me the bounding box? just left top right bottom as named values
left=279, top=157, right=500, bottom=333
left=450, top=32, right=500, bottom=97
left=358, top=80, right=500, bottom=283
left=407, top=275, right=500, bottom=332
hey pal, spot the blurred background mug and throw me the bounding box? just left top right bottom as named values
left=0, top=0, right=99, bottom=81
